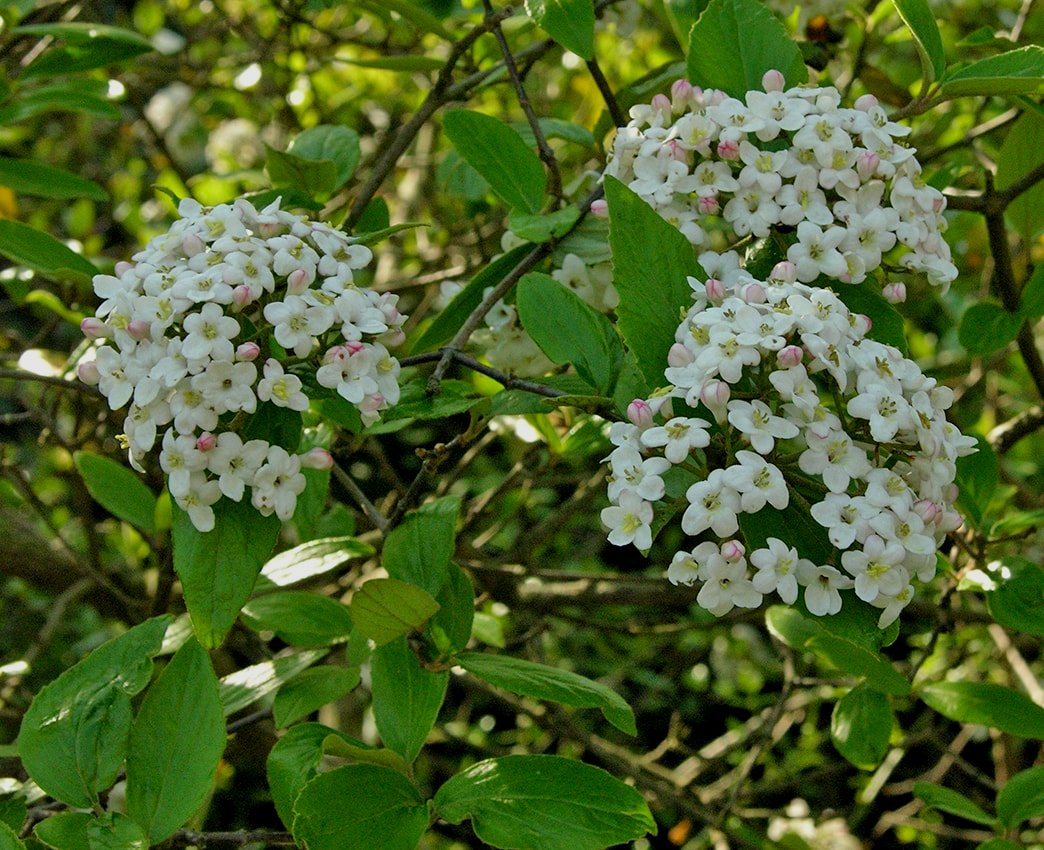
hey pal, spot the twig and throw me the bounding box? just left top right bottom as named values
left=586, top=56, right=626, bottom=127
left=0, top=368, right=99, bottom=394
left=400, top=349, right=568, bottom=398
left=331, top=459, right=390, bottom=534
left=987, top=404, right=1044, bottom=452
left=169, top=830, right=296, bottom=847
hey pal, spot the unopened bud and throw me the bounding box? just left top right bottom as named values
left=761, top=69, right=785, bottom=92
left=182, top=234, right=205, bottom=257
left=590, top=198, right=609, bottom=219
left=126, top=319, right=150, bottom=341
left=671, top=79, right=694, bottom=109
left=668, top=342, right=694, bottom=368
left=233, top=284, right=254, bottom=309
left=287, top=268, right=310, bottom=294
left=236, top=341, right=261, bottom=361
left=716, top=139, right=740, bottom=160
left=852, top=314, right=872, bottom=335
left=115, top=261, right=134, bottom=276
left=938, top=509, right=963, bottom=533
left=913, top=499, right=942, bottom=525
left=857, top=150, right=880, bottom=181
left=769, top=261, right=797, bottom=285
left=667, top=139, right=687, bottom=162
left=882, top=282, right=907, bottom=304
left=721, top=539, right=746, bottom=561
left=359, top=393, right=385, bottom=413
left=854, top=93, right=879, bottom=111
left=345, top=340, right=365, bottom=355
left=699, top=380, right=730, bottom=424
left=705, top=278, right=726, bottom=303
left=301, top=447, right=334, bottom=470
left=651, top=93, right=672, bottom=115
left=740, top=282, right=766, bottom=304
left=196, top=432, right=217, bottom=452
left=627, top=399, right=654, bottom=429
left=777, top=345, right=803, bottom=368
left=697, top=195, right=720, bottom=216
left=383, top=328, right=407, bottom=347
left=77, top=360, right=101, bottom=385
left=80, top=317, right=109, bottom=339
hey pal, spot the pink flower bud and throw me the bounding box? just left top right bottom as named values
left=182, top=234, right=205, bottom=257
left=762, top=69, right=785, bottom=92
left=590, top=199, right=609, bottom=219
left=287, top=268, right=311, bottom=294
left=233, top=284, right=254, bottom=309
left=700, top=380, right=730, bottom=424
left=115, top=261, right=134, bottom=276
left=914, top=499, right=942, bottom=525
left=236, top=341, right=261, bottom=361
left=740, top=282, right=766, bottom=304
left=932, top=195, right=945, bottom=213
left=704, top=278, right=726, bottom=303
left=854, top=94, right=879, bottom=111
left=856, top=150, right=880, bottom=181
left=627, top=399, right=654, bottom=428
left=126, top=319, right=150, bottom=341
left=301, top=447, right=334, bottom=470
left=258, top=222, right=281, bottom=238
left=777, top=345, right=803, bottom=368
left=882, top=282, right=907, bottom=304
left=196, top=432, right=217, bottom=452
left=671, top=79, right=694, bottom=106
left=697, top=195, right=720, bottom=215
left=943, top=483, right=959, bottom=503
left=359, top=393, right=385, bottom=413
left=769, top=261, right=797, bottom=285
left=721, top=539, right=746, bottom=561
left=667, top=140, right=688, bottom=162
left=704, top=89, right=724, bottom=107
left=345, top=340, right=365, bottom=355
left=80, top=317, right=110, bottom=339
left=938, top=510, right=963, bottom=533
left=651, top=93, right=672, bottom=115
left=668, top=342, right=694, bottom=367
left=383, top=328, right=407, bottom=347
left=77, top=360, right=101, bottom=385
left=324, top=345, right=349, bottom=364
left=853, top=314, right=872, bottom=335
left=716, top=139, right=740, bottom=160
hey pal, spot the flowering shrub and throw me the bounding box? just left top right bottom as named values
left=78, top=198, right=406, bottom=531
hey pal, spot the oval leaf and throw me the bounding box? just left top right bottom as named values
left=920, top=682, right=1044, bottom=739
left=241, top=591, right=354, bottom=647
left=0, top=220, right=97, bottom=282
left=382, top=496, right=459, bottom=596
left=807, top=635, right=911, bottom=696
left=523, top=0, right=595, bottom=60
left=272, top=666, right=361, bottom=728
left=289, top=125, right=361, bottom=190
left=74, top=451, right=157, bottom=534
left=831, top=684, right=893, bottom=769
left=892, top=0, right=946, bottom=83
left=349, top=578, right=440, bottom=647
left=0, top=158, right=106, bottom=201
left=914, top=782, right=996, bottom=826
left=371, top=637, right=448, bottom=763
left=985, top=557, right=1044, bottom=637
left=940, top=45, right=1044, bottom=99
left=958, top=302, right=1022, bottom=356
left=260, top=535, right=374, bottom=588
left=996, top=765, right=1044, bottom=828
left=218, top=649, right=326, bottom=716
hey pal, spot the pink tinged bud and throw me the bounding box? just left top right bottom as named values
left=196, top=432, right=217, bottom=452
left=667, top=140, right=688, bottom=162
left=324, top=345, right=349, bottom=364
left=700, top=380, right=730, bottom=424
left=932, top=196, right=945, bottom=213
left=236, top=341, right=261, bottom=361
left=182, top=234, right=205, bottom=257
left=777, top=345, right=803, bottom=368
left=126, top=319, right=150, bottom=341
left=914, top=499, right=942, bottom=525
left=259, top=222, right=281, bottom=238
left=857, top=151, right=880, bottom=181
left=80, top=317, right=110, bottom=339
left=769, top=261, right=797, bottom=285
left=853, top=314, right=872, bottom=335
left=705, top=278, right=726, bottom=303
left=854, top=94, right=879, bottom=111
left=590, top=199, right=609, bottom=219
left=943, top=483, right=959, bottom=503
left=345, top=340, right=365, bottom=355
left=668, top=342, right=695, bottom=367
left=761, top=69, right=785, bottom=92
left=704, top=89, right=723, bottom=106
left=233, top=284, right=254, bottom=309
left=359, top=393, right=385, bottom=413
left=287, top=268, right=311, bottom=294
left=627, top=399, right=654, bottom=428
left=651, top=93, right=672, bottom=114
left=740, top=282, right=766, bottom=304
left=697, top=195, right=720, bottom=215
left=671, top=78, right=694, bottom=102
left=77, top=361, right=101, bottom=385
left=385, top=328, right=407, bottom=348
left=882, top=282, right=907, bottom=304
left=939, top=510, right=963, bottom=533
left=301, top=447, right=334, bottom=471
left=721, top=539, right=745, bottom=561
left=716, top=139, right=740, bottom=160
left=115, top=261, right=134, bottom=276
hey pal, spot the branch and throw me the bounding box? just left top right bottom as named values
left=400, top=349, right=568, bottom=398
left=987, top=404, right=1044, bottom=453
left=330, top=459, right=390, bottom=534
left=169, top=830, right=296, bottom=847
left=0, top=368, right=99, bottom=395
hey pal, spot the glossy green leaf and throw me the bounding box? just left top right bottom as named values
left=322, top=736, right=409, bottom=775
left=172, top=499, right=282, bottom=648
left=523, top=0, right=595, bottom=60
left=830, top=684, right=893, bottom=768
left=958, top=302, right=1022, bottom=356
left=371, top=637, right=448, bottom=763
left=126, top=639, right=225, bottom=844
left=606, top=175, right=702, bottom=387
left=914, top=782, right=996, bottom=826
left=265, top=145, right=338, bottom=200
left=0, top=795, right=26, bottom=835
left=892, top=0, right=946, bottom=83
left=0, top=158, right=106, bottom=201
left=807, top=635, right=911, bottom=696
left=739, top=502, right=833, bottom=567
left=430, top=562, right=475, bottom=656
left=18, top=616, right=170, bottom=808
left=0, top=220, right=97, bottom=283
left=507, top=205, right=581, bottom=243
left=663, top=0, right=710, bottom=49
left=996, top=765, right=1044, bottom=828
left=350, top=578, right=440, bottom=646
left=272, top=666, right=361, bottom=728
left=687, top=0, right=806, bottom=96
left=940, top=45, right=1044, bottom=98
left=73, top=451, right=156, bottom=534
left=358, top=0, right=453, bottom=39
left=833, top=284, right=908, bottom=355
left=35, top=813, right=91, bottom=850
left=443, top=110, right=546, bottom=214
left=377, top=378, right=481, bottom=425
left=266, top=723, right=367, bottom=829
left=241, top=591, right=353, bottom=647
left=218, top=649, right=326, bottom=716
left=289, top=125, right=361, bottom=190
left=292, top=764, right=428, bottom=850
left=434, top=755, right=657, bottom=850
left=458, top=651, right=636, bottom=735
left=381, top=496, right=459, bottom=596
left=996, top=111, right=1044, bottom=241
left=13, top=22, right=152, bottom=48
left=21, top=28, right=153, bottom=79
left=985, top=557, right=1044, bottom=637
left=1019, top=263, right=1044, bottom=318
left=260, top=536, right=372, bottom=588
left=517, top=272, right=622, bottom=394
left=0, top=823, right=24, bottom=850
left=85, top=813, right=147, bottom=850
left=954, top=434, right=996, bottom=530
left=921, top=682, right=1044, bottom=738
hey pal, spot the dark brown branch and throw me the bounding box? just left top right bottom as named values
left=987, top=404, right=1044, bottom=453
left=170, top=830, right=296, bottom=847
left=400, top=349, right=568, bottom=398
left=586, top=56, right=626, bottom=128
left=0, top=368, right=99, bottom=395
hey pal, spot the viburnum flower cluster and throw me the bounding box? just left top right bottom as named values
left=606, top=71, right=958, bottom=290
left=78, top=197, right=406, bottom=532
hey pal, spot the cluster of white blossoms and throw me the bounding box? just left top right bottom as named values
left=601, top=250, right=976, bottom=628
left=78, top=197, right=407, bottom=532
left=606, top=71, right=958, bottom=290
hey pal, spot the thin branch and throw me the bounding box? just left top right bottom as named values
left=945, top=159, right=1044, bottom=213
left=331, top=459, right=390, bottom=534
left=169, top=830, right=296, bottom=847
left=586, top=57, right=626, bottom=127
left=987, top=404, right=1044, bottom=453
left=400, top=349, right=568, bottom=398
left=0, top=368, right=99, bottom=394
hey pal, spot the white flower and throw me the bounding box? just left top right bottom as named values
left=847, top=384, right=911, bottom=443
left=639, top=416, right=711, bottom=464
left=798, top=426, right=872, bottom=493
left=601, top=490, right=654, bottom=550
left=174, top=471, right=222, bottom=532
left=721, top=451, right=788, bottom=513
left=159, top=429, right=207, bottom=496
left=787, top=222, right=848, bottom=282
left=697, top=556, right=762, bottom=616
left=264, top=294, right=333, bottom=358
left=797, top=563, right=853, bottom=616
left=750, top=538, right=807, bottom=604
left=252, top=446, right=307, bottom=520
left=181, top=303, right=240, bottom=362
left=256, top=359, right=309, bottom=412
left=191, top=360, right=257, bottom=415
left=207, top=432, right=269, bottom=501
left=727, top=399, right=799, bottom=455
left=682, top=469, right=741, bottom=537
left=607, top=447, right=671, bottom=502
left=841, top=534, right=909, bottom=602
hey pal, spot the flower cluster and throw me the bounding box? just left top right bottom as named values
left=602, top=252, right=975, bottom=628
left=79, top=197, right=406, bottom=532
left=606, top=73, right=958, bottom=290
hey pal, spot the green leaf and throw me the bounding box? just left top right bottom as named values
left=958, top=302, right=1022, bottom=356
left=0, top=795, right=26, bottom=835
left=172, top=498, right=282, bottom=648
left=289, top=125, right=361, bottom=190
left=831, top=684, right=893, bottom=769
left=266, top=723, right=367, bottom=829
left=913, top=782, right=996, bottom=826
left=292, top=468, right=330, bottom=541
left=382, top=496, right=459, bottom=596
left=1019, top=263, right=1044, bottom=319
left=0, top=82, right=119, bottom=124
left=13, top=22, right=152, bottom=48
left=73, top=451, right=156, bottom=534
left=687, top=0, right=806, bottom=97
left=351, top=221, right=427, bottom=247
left=378, top=379, right=481, bottom=425
left=35, top=813, right=91, bottom=850
left=0, top=220, right=97, bottom=283
left=18, top=616, right=170, bottom=808
left=523, top=0, right=595, bottom=60
left=605, top=175, right=701, bottom=387
left=242, top=400, right=303, bottom=450
left=939, top=45, right=1044, bottom=99
left=126, top=639, right=225, bottom=844
left=985, top=556, right=1044, bottom=637
left=349, top=578, right=440, bottom=647
left=806, top=635, right=911, bottom=696
left=0, top=158, right=106, bottom=201
left=0, top=823, right=24, bottom=850
left=358, top=0, right=453, bottom=39
left=433, top=755, right=657, bottom=850
left=241, top=591, right=354, bottom=647
left=410, top=244, right=531, bottom=353
left=920, top=682, right=1044, bottom=739
left=272, top=666, right=361, bottom=728
left=507, top=205, right=581, bottom=243
left=292, top=764, right=428, bottom=850
left=457, top=651, right=636, bottom=736
left=20, top=29, right=153, bottom=79
left=997, top=111, right=1044, bottom=241
left=832, top=284, right=908, bottom=355
left=996, top=765, right=1044, bottom=828
left=85, top=813, right=147, bottom=850
left=514, top=118, right=595, bottom=148
left=892, top=0, right=946, bottom=84
left=739, top=503, right=834, bottom=567
left=663, top=0, right=710, bottom=50
left=516, top=272, right=622, bottom=394
left=371, top=637, right=448, bottom=763
left=954, top=434, right=996, bottom=530
left=265, top=145, right=339, bottom=201
left=443, top=110, right=546, bottom=214
left=430, top=562, right=475, bottom=656
left=218, top=649, right=326, bottom=716
left=765, top=603, right=898, bottom=655
left=976, top=841, right=1022, bottom=850
left=261, top=533, right=372, bottom=589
